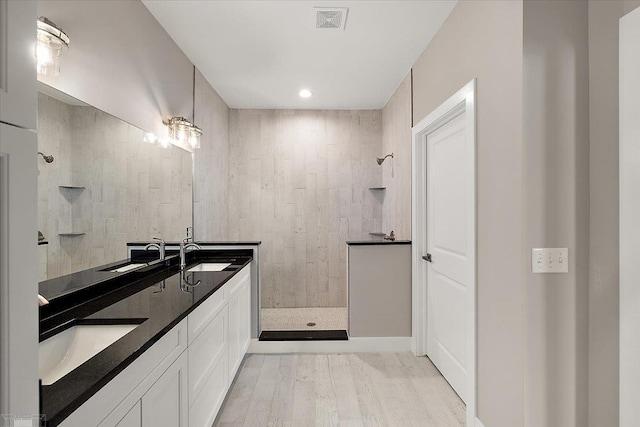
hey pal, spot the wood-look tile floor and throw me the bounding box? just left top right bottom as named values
left=214, top=353, right=465, bottom=427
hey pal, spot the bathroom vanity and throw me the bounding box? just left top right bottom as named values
left=39, top=249, right=252, bottom=427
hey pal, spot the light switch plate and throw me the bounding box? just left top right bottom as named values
left=531, top=248, right=569, bottom=273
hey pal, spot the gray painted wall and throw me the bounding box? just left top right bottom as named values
left=348, top=244, right=411, bottom=337
left=228, top=109, right=383, bottom=308
left=411, top=1, right=525, bottom=425
left=37, top=92, right=192, bottom=279
left=37, top=0, right=193, bottom=137
left=381, top=73, right=412, bottom=240
left=523, top=2, right=590, bottom=426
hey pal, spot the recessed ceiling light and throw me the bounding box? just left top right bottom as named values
left=299, top=89, right=312, bottom=98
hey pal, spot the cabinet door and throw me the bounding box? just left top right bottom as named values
left=227, top=290, right=240, bottom=380
left=0, top=0, right=37, bottom=129
left=141, top=351, right=188, bottom=427
left=0, top=123, right=38, bottom=417
left=239, top=280, right=251, bottom=355
left=115, top=401, right=141, bottom=427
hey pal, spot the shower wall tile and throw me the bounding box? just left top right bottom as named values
left=381, top=73, right=412, bottom=240
left=38, top=92, right=192, bottom=280
left=229, top=109, right=383, bottom=308
left=193, top=69, right=230, bottom=241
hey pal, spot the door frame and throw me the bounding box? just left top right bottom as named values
left=411, top=79, right=477, bottom=426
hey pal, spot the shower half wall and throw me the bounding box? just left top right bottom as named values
left=227, top=109, right=383, bottom=310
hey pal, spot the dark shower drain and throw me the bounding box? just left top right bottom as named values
left=306, top=322, right=316, bottom=327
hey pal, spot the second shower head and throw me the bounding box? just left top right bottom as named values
left=38, top=152, right=54, bottom=163
left=376, top=153, right=393, bottom=165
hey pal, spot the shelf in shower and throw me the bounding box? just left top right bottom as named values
left=58, top=185, right=86, bottom=190
left=58, top=232, right=86, bottom=237
left=368, top=187, right=386, bottom=190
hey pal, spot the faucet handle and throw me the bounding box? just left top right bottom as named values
left=152, top=237, right=165, bottom=244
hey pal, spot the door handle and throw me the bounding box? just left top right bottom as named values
left=422, top=253, right=432, bottom=262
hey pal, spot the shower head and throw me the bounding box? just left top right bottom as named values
left=38, top=152, right=54, bottom=163
left=376, top=153, right=393, bottom=165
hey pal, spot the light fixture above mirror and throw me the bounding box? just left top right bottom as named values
left=36, top=17, right=70, bottom=77
left=166, top=117, right=202, bottom=149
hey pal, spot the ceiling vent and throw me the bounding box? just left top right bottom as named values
left=314, top=7, right=348, bottom=30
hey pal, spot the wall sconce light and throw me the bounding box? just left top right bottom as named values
left=166, top=117, right=202, bottom=149
left=36, top=17, right=70, bottom=77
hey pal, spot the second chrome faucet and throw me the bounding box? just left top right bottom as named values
left=180, top=230, right=201, bottom=269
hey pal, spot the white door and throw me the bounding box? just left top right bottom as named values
left=619, top=6, right=640, bottom=425
left=425, top=110, right=473, bottom=401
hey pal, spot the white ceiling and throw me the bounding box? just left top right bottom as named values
left=142, top=0, right=457, bottom=110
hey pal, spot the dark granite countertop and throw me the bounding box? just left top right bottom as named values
left=39, top=250, right=252, bottom=426
left=346, top=240, right=412, bottom=245
left=126, top=240, right=262, bottom=246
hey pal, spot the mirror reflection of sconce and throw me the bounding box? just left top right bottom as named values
left=165, top=117, right=203, bottom=149
left=36, top=17, right=70, bottom=77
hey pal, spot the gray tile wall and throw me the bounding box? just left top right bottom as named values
left=228, top=109, right=383, bottom=308
left=381, top=74, right=412, bottom=240
left=38, top=93, right=193, bottom=279
left=193, top=69, right=230, bottom=240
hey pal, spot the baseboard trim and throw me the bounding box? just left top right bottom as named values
left=248, top=336, right=411, bottom=353
left=476, top=417, right=485, bottom=427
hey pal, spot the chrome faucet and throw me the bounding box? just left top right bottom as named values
left=180, top=237, right=201, bottom=269
left=145, top=237, right=166, bottom=261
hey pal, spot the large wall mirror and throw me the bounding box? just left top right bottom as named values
left=37, top=83, right=193, bottom=282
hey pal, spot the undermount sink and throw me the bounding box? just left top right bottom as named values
left=187, top=263, right=231, bottom=273
left=39, top=323, right=140, bottom=385
left=109, top=263, right=146, bottom=273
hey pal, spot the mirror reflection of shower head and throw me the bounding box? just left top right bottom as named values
left=38, top=152, right=54, bottom=163
left=376, top=153, right=393, bottom=165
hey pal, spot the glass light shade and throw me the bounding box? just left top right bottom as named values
left=36, top=17, right=69, bottom=77
left=36, top=34, right=65, bottom=76
left=167, top=117, right=202, bottom=149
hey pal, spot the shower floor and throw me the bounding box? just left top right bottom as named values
left=261, top=307, right=348, bottom=331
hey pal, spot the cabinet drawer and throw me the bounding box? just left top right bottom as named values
left=189, top=351, right=228, bottom=427
left=188, top=288, right=225, bottom=345
left=188, top=308, right=227, bottom=407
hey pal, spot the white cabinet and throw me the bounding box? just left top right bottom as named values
left=0, top=0, right=38, bottom=416
left=188, top=307, right=226, bottom=407
left=0, top=0, right=37, bottom=129
left=141, top=351, right=188, bottom=427
left=115, top=402, right=141, bottom=427
left=0, top=123, right=39, bottom=417
left=61, top=265, right=252, bottom=427
left=228, top=275, right=251, bottom=380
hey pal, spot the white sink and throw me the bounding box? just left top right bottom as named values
left=187, top=263, right=231, bottom=272
left=110, top=263, right=146, bottom=273
left=39, top=324, right=139, bottom=385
